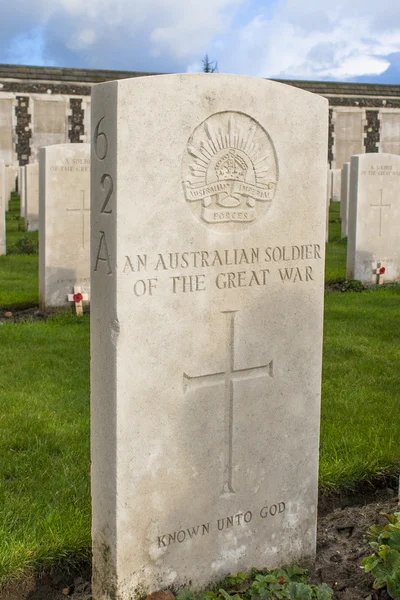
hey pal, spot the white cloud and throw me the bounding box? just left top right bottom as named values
left=221, top=0, right=400, bottom=80
left=1, top=0, right=400, bottom=81
left=5, top=0, right=245, bottom=68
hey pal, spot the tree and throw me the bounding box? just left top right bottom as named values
left=202, top=54, right=218, bottom=73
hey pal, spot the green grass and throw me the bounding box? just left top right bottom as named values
left=0, top=194, right=38, bottom=309
left=325, top=202, right=347, bottom=284
left=320, top=286, right=400, bottom=491
left=6, top=194, right=38, bottom=252
left=0, top=315, right=90, bottom=582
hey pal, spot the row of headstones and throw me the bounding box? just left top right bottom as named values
left=0, top=161, right=40, bottom=254
left=19, top=163, right=40, bottom=232
left=327, top=154, right=400, bottom=284
left=3, top=146, right=396, bottom=314
left=0, top=145, right=90, bottom=311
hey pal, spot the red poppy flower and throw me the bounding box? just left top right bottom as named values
left=73, top=292, right=83, bottom=303
left=379, top=266, right=386, bottom=274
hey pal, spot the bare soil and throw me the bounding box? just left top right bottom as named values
left=0, top=307, right=89, bottom=323
left=1, top=486, right=398, bottom=600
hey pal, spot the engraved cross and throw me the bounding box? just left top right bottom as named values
left=66, top=190, right=90, bottom=249
left=370, top=189, right=391, bottom=237
left=183, top=310, right=273, bottom=496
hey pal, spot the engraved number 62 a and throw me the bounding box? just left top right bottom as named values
left=94, top=117, right=113, bottom=215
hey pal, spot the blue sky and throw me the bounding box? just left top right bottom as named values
left=0, top=0, right=400, bottom=83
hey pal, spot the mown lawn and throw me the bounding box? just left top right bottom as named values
left=320, top=286, right=400, bottom=491
left=0, top=194, right=38, bottom=309
left=0, top=315, right=90, bottom=582
left=1, top=197, right=400, bottom=583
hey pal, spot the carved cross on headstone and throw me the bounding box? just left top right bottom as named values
left=183, top=310, right=273, bottom=495
left=373, top=261, right=386, bottom=285
left=370, top=189, right=391, bottom=237
left=67, top=285, right=89, bottom=315
left=66, top=190, right=90, bottom=249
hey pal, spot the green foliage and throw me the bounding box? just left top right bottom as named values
left=9, top=235, right=38, bottom=255
left=11, top=214, right=24, bottom=231
left=178, top=569, right=333, bottom=600
left=361, top=513, right=400, bottom=599
left=339, top=280, right=365, bottom=292
left=202, top=54, right=218, bottom=73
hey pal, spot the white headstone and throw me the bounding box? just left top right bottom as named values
left=326, top=167, right=332, bottom=241
left=0, top=159, right=5, bottom=255
left=39, top=144, right=90, bottom=309
left=91, top=74, right=328, bottom=597
left=19, top=166, right=26, bottom=219
left=331, top=168, right=341, bottom=202
left=5, top=165, right=17, bottom=210
left=347, top=153, right=400, bottom=283
left=340, top=162, right=350, bottom=237
left=25, top=163, right=39, bottom=231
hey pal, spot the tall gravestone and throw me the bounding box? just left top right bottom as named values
left=340, top=162, right=350, bottom=237
left=25, top=163, right=39, bottom=231
left=91, top=74, right=328, bottom=598
left=331, top=169, right=341, bottom=202
left=19, top=166, right=26, bottom=219
left=347, top=153, right=400, bottom=283
left=39, top=144, right=90, bottom=310
left=326, top=167, right=332, bottom=241
left=0, top=159, right=5, bottom=255
left=5, top=165, right=17, bottom=210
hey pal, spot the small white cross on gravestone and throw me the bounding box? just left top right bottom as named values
left=370, top=189, right=391, bottom=237
left=373, top=262, right=386, bottom=285
left=67, top=285, right=89, bottom=315
left=66, top=190, right=90, bottom=249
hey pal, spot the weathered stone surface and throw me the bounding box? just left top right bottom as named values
left=19, top=166, right=26, bottom=219
left=326, top=167, right=332, bottom=241
left=91, top=74, right=328, bottom=598
left=331, top=168, right=341, bottom=202
left=340, top=162, right=350, bottom=238
left=5, top=165, right=18, bottom=210
left=39, top=143, right=90, bottom=309
left=25, top=163, right=39, bottom=231
left=0, top=159, right=5, bottom=255
left=347, top=153, right=400, bottom=283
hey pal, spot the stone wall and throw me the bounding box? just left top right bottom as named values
left=1, top=64, right=400, bottom=167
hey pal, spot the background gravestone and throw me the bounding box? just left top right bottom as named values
left=331, top=168, right=341, bottom=202
left=91, top=74, right=328, bottom=598
left=347, top=153, right=400, bottom=283
left=0, top=159, right=5, bottom=255
left=5, top=165, right=17, bottom=210
left=326, top=167, right=332, bottom=241
left=25, top=163, right=39, bottom=231
left=19, top=166, right=26, bottom=219
left=340, top=162, right=350, bottom=238
left=39, top=143, right=90, bottom=310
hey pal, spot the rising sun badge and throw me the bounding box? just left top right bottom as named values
left=182, top=111, right=279, bottom=231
